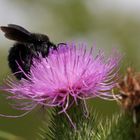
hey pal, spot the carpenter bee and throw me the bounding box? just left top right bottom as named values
left=0, top=24, right=58, bottom=80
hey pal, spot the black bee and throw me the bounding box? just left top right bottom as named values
left=0, top=24, right=58, bottom=80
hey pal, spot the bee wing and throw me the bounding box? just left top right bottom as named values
left=0, top=24, right=32, bottom=42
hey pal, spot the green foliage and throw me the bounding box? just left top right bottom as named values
left=39, top=108, right=136, bottom=140
left=103, top=114, right=134, bottom=140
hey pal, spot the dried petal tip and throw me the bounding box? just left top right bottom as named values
left=117, top=67, right=140, bottom=110
left=0, top=43, right=122, bottom=119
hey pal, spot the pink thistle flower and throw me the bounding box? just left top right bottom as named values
left=0, top=43, right=122, bottom=127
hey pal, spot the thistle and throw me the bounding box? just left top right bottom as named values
left=0, top=43, right=121, bottom=128
left=117, top=67, right=140, bottom=111
left=117, top=67, right=140, bottom=140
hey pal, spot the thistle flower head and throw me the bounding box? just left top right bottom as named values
left=1, top=43, right=121, bottom=115
left=117, top=67, right=140, bottom=110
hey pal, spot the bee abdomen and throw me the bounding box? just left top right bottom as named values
left=8, top=43, right=32, bottom=79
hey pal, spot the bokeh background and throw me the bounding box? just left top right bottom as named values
left=0, top=0, right=140, bottom=139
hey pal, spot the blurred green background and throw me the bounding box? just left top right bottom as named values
left=0, top=0, right=140, bottom=139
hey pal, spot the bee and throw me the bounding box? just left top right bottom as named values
left=0, top=24, right=59, bottom=80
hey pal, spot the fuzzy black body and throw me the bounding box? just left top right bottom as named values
left=1, top=24, right=57, bottom=79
